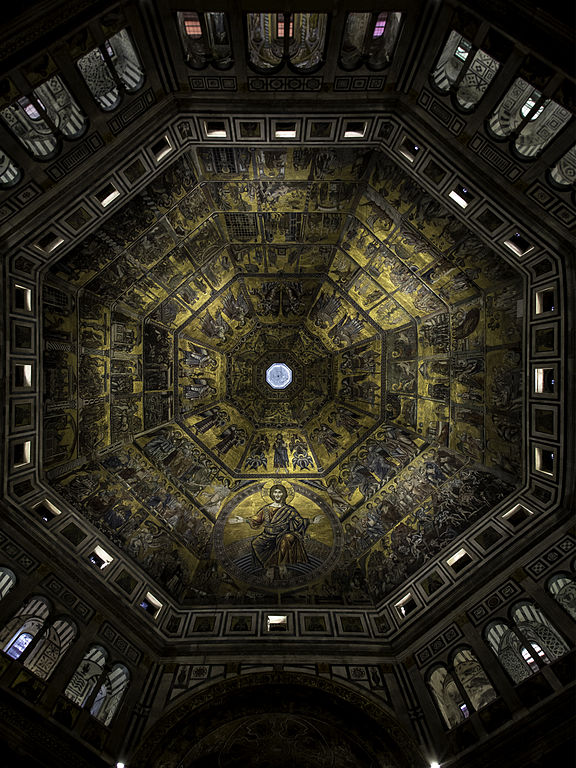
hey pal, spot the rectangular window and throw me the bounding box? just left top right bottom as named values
left=140, top=591, right=163, bottom=618
left=454, top=39, right=471, bottom=61
left=95, top=182, right=121, bottom=208
left=14, top=285, right=32, bottom=312
left=151, top=135, right=173, bottom=162
left=394, top=593, right=417, bottom=618
left=204, top=120, right=227, bottom=138
left=34, top=231, right=65, bottom=253
left=277, top=16, right=293, bottom=38
left=535, top=288, right=556, bottom=314
left=14, top=363, right=33, bottom=389
left=448, top=183, right=474, bottom=208
left=184, top=13, right=202, bottom=38
left=13, top=440, right=31, bottom=468
left=344, top=121, right=366, bottom=138
left=446, top=548, right=473, bottom=573
left=504, top=231, right=534, bottom=257
left=275, top=122, right=297, bottom=138
left=373, top=13, right=387, bottom=38
left=267, top=614, right=288, bottom=631
left=534, top=446, right=555, bottom=475
left=34, top=499, right=62, bottom=523
left=89, top=545, right=114, bottom=569
left=398, top=137, right=421, bottom=162
left=534, top=367, right=555, bottom=394
left=502, top=504, right=534, bottom=527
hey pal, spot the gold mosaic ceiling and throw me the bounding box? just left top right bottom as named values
left=41, top=146, right=524, bottom=605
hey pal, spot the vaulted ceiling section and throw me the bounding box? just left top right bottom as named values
left=41, top=146, right=524, bottom=605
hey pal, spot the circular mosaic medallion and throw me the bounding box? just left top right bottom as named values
left=214, top=481, right=342, bottom=591
left=266, top=362, right=293, bottom=390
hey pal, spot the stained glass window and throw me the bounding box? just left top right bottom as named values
left=178, top=12, right=232, bottom=70
left=339, top=12, right=402, bottom=71
left=247, top=13, right=327, bottom=73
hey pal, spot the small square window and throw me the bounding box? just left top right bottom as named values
left=534, top=446, right=555, bottom=476
left=95, top=182, right=121, bottom=208
left=448, top=183, right=475, bottom=208
left=394, top=593, right=417, bottom=618
left=205, top=121, right=227, bottom=138
left=398, top=137, right=421, bottom=162
left=14, top=284, right=32, bottom=312
left=502, top=503, right=534, bottom=527
left=140, top=591, right=163, bottom=618
left=34, top=232, right=65, bottom=254
left=266, top=614, right=287, bottom=631
left=89, top=545, right=113, bottom=569
left=13, top=440, right=31, bottom=468
left=504, top=231, right=534, bottom=257
left=533, top=367, right=556, bottom=395
left=151, top=136, right=173, bottom=162
left=535, top=288, right=556, bottom=315
left=13, top=363, right=33, bottom=389
left=274, top=122, right=297, bottom=139
left=446, top=548, right=473, bottom=573
left=344, top=121, right=366, bottom=138
left=33, top=499, right=62, bottom=522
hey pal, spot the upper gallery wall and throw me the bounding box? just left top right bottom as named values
left=39, top=145, right=524, bottom=606
left=1, top=0, right=571, bottom=630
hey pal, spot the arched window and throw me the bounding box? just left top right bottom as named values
left=548, top=146, right=576, bottom=189
left=77, top=28, right=144, bottom=110
left=452, top=647, right=497, bottom=710
left=0, top=596, right=50, bottom=659
left=430, top=30, right=500, bottom=111
left=90, top=663, right=130, bottom=726
left=0, top=149, right=21, bottom=187
left=488, top=77, right=571, bottom=158
left=77, top=49, right=121, bottom=111
left=485, top=620, right=532, bottom=684
left=339, top=12, right=403, bottom=71
left=107, top=29, right=145, bottom=92
left=247, top=13, right=328, bottom=74
left=0, top=567, right=17, bottom=599
left=34, top=76, right=87, bottom=139
left=177, top=12, right=232, bottom=70
left=1, top=97, right=58, bottom=159
left=23, top=618, right=77, bottom=680
left=1, top=76, right=86, bottom=159
left=511, top=601, right=570, bottom=661
left=64, top=645, right=107, bottom=707
left=427, top=665, right=469, bottom=728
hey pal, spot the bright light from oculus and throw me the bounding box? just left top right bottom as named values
left=266, top=362, right=292, bottom=390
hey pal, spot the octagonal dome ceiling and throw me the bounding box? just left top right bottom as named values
left=41, top=146, right=524, bottom=605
